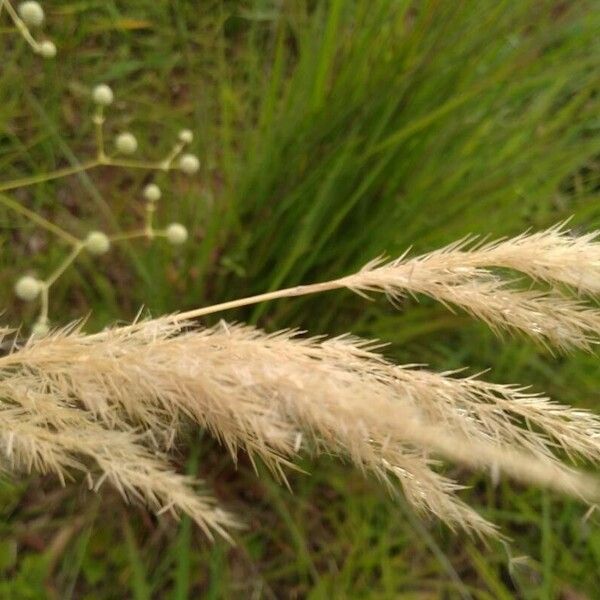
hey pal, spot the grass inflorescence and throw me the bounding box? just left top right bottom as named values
left=1, top=0, right=599, bottom=597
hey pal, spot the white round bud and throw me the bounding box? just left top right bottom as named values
left=178, top=154, right=200, bottom=175
left=31, top=320, right=50, bottom=336
left=39, top=40, right=56, bottom=58
left=115, top=132, right=138, bottom=155
left=178, top=129, right=193, bottom=144
left=18, top=2, right=45, bottom=27
left=143, top=183, right=161, bottom=202
left=15, top=275, right=42, bottom=302
left=92, top=84, right=114, bottom=106
left=85, top=231, right=111, bottom=255
left=166, top=223, right=188, bottom=245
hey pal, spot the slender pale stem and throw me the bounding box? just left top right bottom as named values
left=87, top=278, right=348, bottom=340
left=39, top=285, right=49, bottom=323
left=87, top=273, right=353, bottom=340
left=160, top=141, right=185, bottom=170
left=101, top=157, right=172, bottom=171
left=172, top=279, right=348, bottom=322
left=93, top=107, right=106, bottom=161
left=0, top=0, right=6, bottom=18
left=0, top=192, right=80, bottom=245
left=108, top=229, right=150, bottom=242
left=144, top=203, right=156, bottom=238
left=4, top=0, right=40, bottom=52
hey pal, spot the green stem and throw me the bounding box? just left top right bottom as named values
left=4, top=0, right=40, bottom=53
left=102, top=157, right=172, bottom=171
left=159, top=141, right=185, bottom=170
left=45, top=243, right=84, bottom=287
left=93, top=107, right=106, bottom=161
left=39, top=285, right=49, bottom=323
left=108, top=229, right=151, bottom=242
left=0, top=160, right=100, bottom=193
left=0, top=154, right=181, bottom=195
left=144, top=204, right=155, bottom=238
left=0, top=192, right=80, bottom=244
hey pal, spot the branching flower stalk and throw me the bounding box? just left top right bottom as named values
left=0, top=92, right=199, bottom=195
left=3, top=83, right=200, bottom=332
left=2, top=1, right=56, bottom=58
left=1, top=224, right=600, bottom=540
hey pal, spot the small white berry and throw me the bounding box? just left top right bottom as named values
left=39, top=40, right=56, bottom=58
left=143, top=183, right=161, bottom=202
left=178, top=154, right=200, bottom=175
left=92, top=84, right=114, bottom=106
left=178, top=129, right=193, bottom=144
left=85, top=231, right=111, bottom=255
left=18, top=1, right=45, bottom=27
left=31, top=320, right=50, bottom=336
left=15, top=275, right=42, bottom=302
left=166, top=223, right=188, bottom=245
left=115, top=132, right=138, bottom=155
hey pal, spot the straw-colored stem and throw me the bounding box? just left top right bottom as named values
left=173, top=279, right=349, bottom=322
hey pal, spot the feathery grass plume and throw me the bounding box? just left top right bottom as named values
left=3, top=322, right=301, bottom=478
left=353, top=223, right=600, bottom=345
left=4, top=318, right=600, bottom=538
left=386, top=367, right=600, bottom=462
left=337, top=222, right=600, bottom=350
left=428, top=222, right=600, bottom=295
left=308, top=334, right=600, bottom=462
left=341, top=255, right=600, bottom=351
left=2, top=224, right=600, bottom=539
left=186, top=325, right=600, bottom=497
left=0, top=367, right=237, bottom=539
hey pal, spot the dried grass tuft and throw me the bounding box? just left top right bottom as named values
left=2, top=223, right=600, bottom=539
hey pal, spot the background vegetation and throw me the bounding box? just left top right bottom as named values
left=1, top=0, right=599, bottom=597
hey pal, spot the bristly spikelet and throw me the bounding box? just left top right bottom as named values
left=338, top=223, right=600, bottom=351
left=0, top=375, right=237, bottom=539
left=435, top=221, right=600, bottom=295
